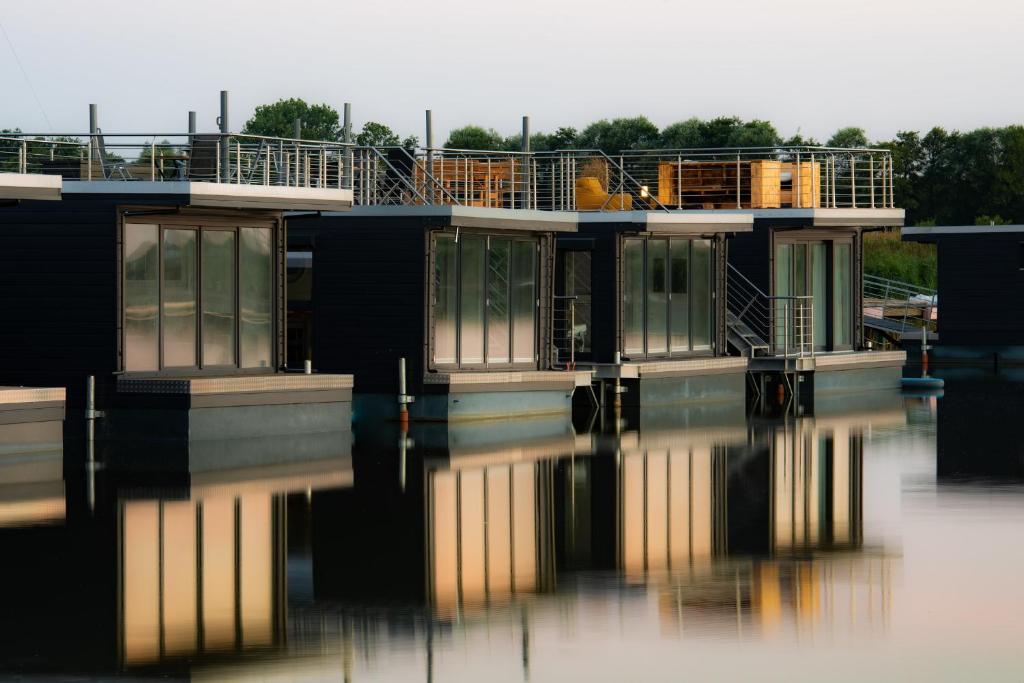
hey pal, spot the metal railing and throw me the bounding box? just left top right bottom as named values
left=552, top=295, right=578, bottom=369
left=0, top=133, right=354, bottom=189
left=726, top=264, right=814, bottom=358
left=589, top=146, right=894, bottom=211
left=349, top=144, right=893, bottom=212
left=771, top=296, right=815, bottom=359
left=863, top=274, right=937, bottom=336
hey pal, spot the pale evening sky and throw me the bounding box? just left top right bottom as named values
left=1, top=0, right=1021, bottom=143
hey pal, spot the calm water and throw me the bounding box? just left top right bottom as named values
left=1, top=372, right=1023, bottom=681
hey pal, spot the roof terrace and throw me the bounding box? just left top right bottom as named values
left=350, top=145, right=897, bottom=214
left=0, top=131, right=354, bottom=211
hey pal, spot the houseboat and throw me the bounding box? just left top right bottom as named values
left=0, top=97, right=354, bottom=439
left=287, top=202, right=589, bottom=422
left=554, top=211, right=752, bottom=408
left=1, top=145, right=66, bottom=434
left=902, top=224, right=1024, bottom=364
left=534, top=146, right=907, bottom=407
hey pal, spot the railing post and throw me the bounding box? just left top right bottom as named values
left=869, top=154, right=875, bottom=208
left=236, top=141, right=241, bottom=185
left=20, top=140, right=27, bottom=174
left=736, top=153, right=741, bottom=208
left=794, top=150, right=801, bottom=209
left=850, top=154, right=857, bottom=208
left=150, top=142, right=156, bottom=180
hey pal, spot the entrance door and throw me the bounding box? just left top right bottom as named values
left=774, top=240, right=849, bottom=351
left=556, top=248, right=593, bottom=363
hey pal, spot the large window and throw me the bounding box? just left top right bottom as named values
left=622, top=237, right=714, bottom=358
left=774, top=239, right=854, bottom=351
left=432, top=233, right=538, bottom=368
left=124, top=222, right=276, bottom=373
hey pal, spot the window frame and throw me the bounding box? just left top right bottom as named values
left=618, top=234, right=717, bottom=360
left=119, top=212, right=279, bottom=377
left=428, top=230, right=540, bottom=372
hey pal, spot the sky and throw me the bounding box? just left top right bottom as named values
left=1, top=0, right=1022, bottom=143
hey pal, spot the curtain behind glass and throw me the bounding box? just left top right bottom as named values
left=646, top=240, right=668, bottom=354
left=240, top=228, right=273, bottom=368
left=623, top=240, right=644, bottom=355
left=511, top=241, right=536, bottom=364
left=433, top=236, right=458, bottom=365
left=201, top=231, right=236, bottom=366
left=669, top=240, right=690, bottom=352
left=459, top=236, right=486, bottom=364
left=124, top=224, right=160, bottom=371
left=162, top=229, right=198, bottom=368
left=691, top=240, right=712, bottom=350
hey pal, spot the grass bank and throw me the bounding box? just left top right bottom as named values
left=863, top=230, right=936, bottom=289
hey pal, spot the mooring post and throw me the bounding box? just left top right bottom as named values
left=304, top=359, right=312, bottom=375
left=398, top=356, right=414, bottom=425
left=218, top=90, right=230, bottom=183
left=613, top=351, right=623, bottom=409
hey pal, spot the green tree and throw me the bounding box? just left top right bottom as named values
left=827, top=127, right=869, bottom=148
left=355, top=121, right=400, bottom=147
left=242, top=98, right=342, bottom=140
left=577, top=116, right=660, bottom=153
left=445, top=125, right=504, bottom=150
left=659, top=116, right=780, bottom=148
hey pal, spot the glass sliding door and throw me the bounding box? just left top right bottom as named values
left=623, top=236, right=715, bottom=358
left=564, top=251, right=592, bottom=354
left=811, top=243, right=828, bottom=350
left=487, top=239, right=511, bottom=364
left=623, top=239, right=644, bottom=355
left=431, top=233, right=538, bottom=369
left=124, top=224, right=160, bottom=371
left=646, top=240, right=668, bottom=354
left=124, top=222, right=277, bottom=374
left=691, top=239, right=712, bottom=350
left=669, top=240, right=689, bottom=352
left=162, top=229, right=198, bottom=368
left=511, top=241, right=536, bottom=364
left=834, top=243, right=853, bottom=348
left=459, top=236, right=486, bottom=365
left=434, top=236, right=458, bottom=365
left=240, top=228, right=274, bottom=369
left=201, top=231, right=236, bottom=367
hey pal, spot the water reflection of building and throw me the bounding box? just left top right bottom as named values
left=0, top=433, right=353, bottom=677
left=313, top=417, right=583, bottom=617
left=936, top=373, right=1024, bottom=480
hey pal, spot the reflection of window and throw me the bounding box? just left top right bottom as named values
left=432, top=234, right=537, bottom=368
left=124, top=223, right=275, bottom=373
left=622, top=237, right=713, bottom=357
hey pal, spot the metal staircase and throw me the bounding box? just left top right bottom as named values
left=726, top=264, right=771, bottom=357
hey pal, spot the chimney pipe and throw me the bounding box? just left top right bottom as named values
left=343, top=103, right=352, bottom=144
left=219, top=90, right=230, bottom=182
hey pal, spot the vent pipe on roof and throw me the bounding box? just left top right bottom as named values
left=219, top=90, right=230, bottom=182
left=293, top=118, right=302, bottom=140
left=188, top=111, right=196, bottom=136
left=522, top=116, right=531, bottom=208
left=522, top=116, right=530, bottom=154
left=425, top=110, right=435, bottom=203
left=343, top=103, right=352, bottom=144
left=88, top=104, right=100, bottom=172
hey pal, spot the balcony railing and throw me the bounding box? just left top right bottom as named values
left=351, top=145, right=895, bottom=212
left=0, top=133, right=355, bottom=190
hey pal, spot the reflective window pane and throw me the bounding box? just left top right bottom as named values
left=162, top=229, right=198, bottom=368
left=487, top=239, right=511, bottom=364
left=564, top=251, right=592, bottom=354
left=774, top=243, right=792, bottom=349
left=124, top=224, right=159, bottom=371
left=202, top=231, right=236, bottom=366
left=433, top=235, right=458, bottom=365
left=511, top=241, right=536, bottom=364
left=459, top=236, right=486, bottom=365
left=647, top=240, right=668, bottom=354
left=623, top=239, right=644, bottom=355
left=834, top=243, right=852, bottom=347
left=670, top=240, right=690, bottom=352
left=240, top=228, right=274, bottom=369
left=691, top=239, right=712, bottom=350
left=811, top=243, right=828, bottom=349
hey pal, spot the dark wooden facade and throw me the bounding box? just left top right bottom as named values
left=728, top=218, right=867, bottom=351
left=0, top=194, right=287, bottom=408
left=905, top=229, right=1024, bottom=348
left=555, top=219, right=735, bottom=363
left=286, top=210, right=569, bottom=396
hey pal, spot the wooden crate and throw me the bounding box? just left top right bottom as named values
left=656, top=160, right=747, bottom=209
left=413, top=158, right=518, bottom=207
left=751, top=160, right=781, bottom=208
